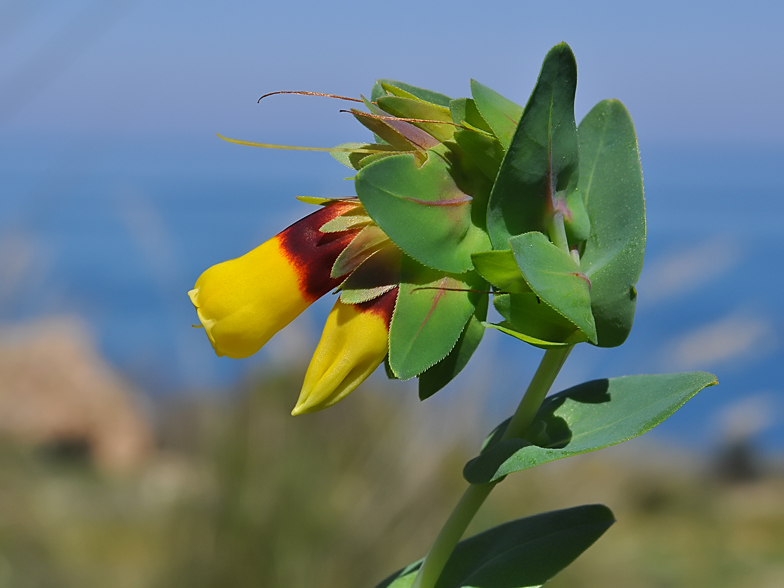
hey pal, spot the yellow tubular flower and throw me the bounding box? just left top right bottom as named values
left=189, top=202, right=361, bottom=358
left=292, top=287, right=398, bottom=415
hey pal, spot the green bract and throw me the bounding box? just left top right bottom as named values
left=333, top=41, right=646, bottom=386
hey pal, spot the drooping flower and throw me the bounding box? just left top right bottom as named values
left=189, top=201, right=363, bottom=359
left=292, top=288, right=397, bottom=415
left=190, top=194, right=402, bottom=413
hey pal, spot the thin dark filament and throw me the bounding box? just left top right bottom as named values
left=258, top=90, right=368, bottom=104
left=410, top=286, right=506, bottom=295
left=343, top=110, right=470, bottom=130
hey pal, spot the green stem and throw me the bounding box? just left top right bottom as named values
left=500, top=345, right=572, bottom=441
left=410, top=346, right=573, bottom=588
left=410, top=482, right=495, bottom=588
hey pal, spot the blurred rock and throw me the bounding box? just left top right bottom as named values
left=0, top=316, right=152, bottom=472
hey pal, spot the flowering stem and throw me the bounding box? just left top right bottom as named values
left=500, top=345, right=573, bottom=441
left=410, top=346, right=573, bottom=588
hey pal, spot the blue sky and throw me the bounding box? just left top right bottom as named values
left=2, top=0, right=783, bottom=146
left=1, top=1, right=783, bottom=451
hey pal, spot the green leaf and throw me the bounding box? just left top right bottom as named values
left=486, top=43, right=579, bottom=249
left=374, top=504, right=614, bottom=588
left=470, top=80, right=523, bottom=149
left=373, top=79, right=453, bottom=108
left=509, top=231, right=596, bottom=343
left=418, top=294, right=487, bottom=400
left=355, top=151, right=492, bottom=274
left=471, top=249, right=530, bottom=293
left=449, top=98, right=493, bottom=133
left=483, top=321, right=572, bottom=349
left=464, top=372, right=717, bottom=484
left=578, top=99, right=646, bottom=347
left=329, top=143, right=403, bottom=170
left=491, top=292, right=586, bottom=347
left=389, top=256, right=485, bottom=380
left=319, top=208, right=372, bottom=233
left=377, top=95, right=455, bottom=142
left=356, top=97, right=440, bottom=153
left=452, top=128, right=504, bottom=181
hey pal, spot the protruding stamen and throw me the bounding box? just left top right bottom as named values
left=257, top=90, right=366, bottom=104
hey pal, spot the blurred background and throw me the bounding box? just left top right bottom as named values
left=1, top=1, right=783, bottom=586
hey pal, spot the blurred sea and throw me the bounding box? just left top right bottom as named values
left=1, top=133, right=782, bottom=452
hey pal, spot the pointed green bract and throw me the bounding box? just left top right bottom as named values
left=470, top=79, right=523, bottom=150
left=419, top=294, right=487, bottom=400
left=374, top=505, right=614, bottom=588
left=319, top=208, right=372, bottom=233
left=355, top=151, right=491, bottom=274
left=578, top=99, right=646, bottom=347
left=331, top=142, right=408, bottom=171
left=483, top=321, right=572, bottom=349
left=509, top=231, right=597, bottom=343
left=377, top=95, right=455, bottom=142
left=471, top=249, right=530, bottom=294
left=389, top=256, right=485, bottom=380
left=449, top=97, right=493, bottom=133
left=373, top=79, right=453, bottom=107
left=486, top=43, right=579, bottom=249
left=452, top=128, right=504, bottom=181
left=464, top=372, right=718, bottom=484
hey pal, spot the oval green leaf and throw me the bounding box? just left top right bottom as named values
left=578, top=99, right=646, bottom=347
left=471, top=249, right=530, bottom=293
left=492, top=292, right=585, bottom=346
left=374, top=504, right=614, bottom=588
left=486, top=43, right=579, bottom=249
left=509, top=231, right=597, bottom=343
left=418, top=294, right=488, bottom=400
left=464, top=372, right=718, bottom=484
left=389, top=256, right=486, bottom=380
left=470, top=79, right=523, bottom=150
left=355, top=151, right=491, bottom=274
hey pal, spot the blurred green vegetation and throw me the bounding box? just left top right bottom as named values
left=0, top=368, right=782, bottom=588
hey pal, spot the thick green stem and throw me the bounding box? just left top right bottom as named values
left=410, top=346, right=573, bottom=588
left=501, top=345, right=572, bottom=441
left=410, top=482, right=494, bottom=588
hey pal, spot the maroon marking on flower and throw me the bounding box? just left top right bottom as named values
left=278, top=203, right=362, bottom=301
left=355, top=286, right=398, bottom=328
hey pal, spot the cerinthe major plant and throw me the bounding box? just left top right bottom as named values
left=189, top=42, right=717, bottom=588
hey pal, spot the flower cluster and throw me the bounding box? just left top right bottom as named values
left=190, top=43, right=645, bottom=415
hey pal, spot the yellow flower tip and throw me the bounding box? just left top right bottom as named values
left=189, top=203, right=362, bottom=359
left=292, top=289, right=397, bottom=415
